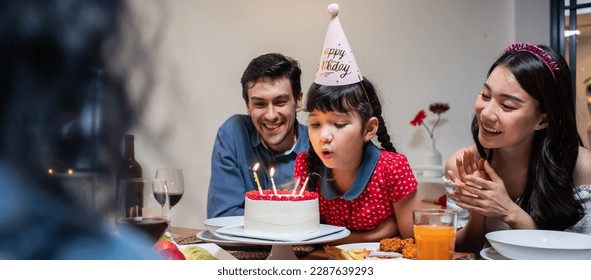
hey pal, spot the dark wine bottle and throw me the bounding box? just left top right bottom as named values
left=117, top=134, right=143, bottom=217
left=120, top=134, right=142, bottom=179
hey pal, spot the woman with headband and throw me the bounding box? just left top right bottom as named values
left=445, top=43, right=591, bottom=255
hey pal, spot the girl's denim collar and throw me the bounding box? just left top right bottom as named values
left=319, top=142, right=380, bottom=201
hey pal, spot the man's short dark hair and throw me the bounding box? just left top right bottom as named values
left=240, top=53, right=302, bottom=103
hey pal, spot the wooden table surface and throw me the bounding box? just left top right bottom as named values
left=170, top=227, right=200, bottom=238
left=169, top=227, right=475, bottom=260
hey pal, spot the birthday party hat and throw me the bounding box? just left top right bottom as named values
left=314, top=3, right=362, bottom=86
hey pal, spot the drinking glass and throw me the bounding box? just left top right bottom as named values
left=115, top=178, right=170, bottom=244
left=413, top=209, right=457, bottom=260
left=155, top=168, right=184, bottom=235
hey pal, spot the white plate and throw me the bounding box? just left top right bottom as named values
left=335, top=242, right=405, bottom=260
left=177, top=243, right=237, bottom=260
left=480, top=247, right=510, bottom=260
left=214, top=226, right=350, bottom=245
left=204, top=216, right=244, bottom=231
left=337, top=242, right=380, bottom=251
left=216, top=224, right=345, bottom=242
left=196, top=230, right=249, bottom=247
left=486, top=229, right=591, bottom=260
left=203, top=216, right=244, bottom=237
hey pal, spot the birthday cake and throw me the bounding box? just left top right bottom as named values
left=244, top=189, right=320, bottom=236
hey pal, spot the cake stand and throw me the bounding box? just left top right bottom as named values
left=215, top=226, right=350, bottom=260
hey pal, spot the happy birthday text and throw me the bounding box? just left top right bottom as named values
left=320, top=48, right=352, bottom=78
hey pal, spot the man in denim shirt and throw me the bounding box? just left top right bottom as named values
left=207, top=53, right=310, bottom=218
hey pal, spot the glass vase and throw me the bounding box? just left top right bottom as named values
left=423, top=138, right=443, bottom=177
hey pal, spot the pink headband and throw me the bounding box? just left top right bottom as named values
left=503, top=42, right=559, bottom=79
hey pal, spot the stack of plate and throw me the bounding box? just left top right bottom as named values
left=197, top=216, right=246, bottom=246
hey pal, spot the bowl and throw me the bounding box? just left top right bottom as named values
left=203, top=216, right=244, bottom=236
left=486, top=230, right=591, bottom=260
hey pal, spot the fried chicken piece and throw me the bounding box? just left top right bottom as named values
left=401, top=243, right=417, bottom=259
left=379, top=237, right=415, bottom=253
left=379, top=237, right=405, bottom=252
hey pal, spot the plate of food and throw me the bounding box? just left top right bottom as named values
left=177, top=243, right=237, bottom=260
left=325, top=237, right=416, bottom=260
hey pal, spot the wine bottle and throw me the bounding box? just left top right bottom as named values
left=119, top=134, right=143, bottom=180
left=117, top=134, right=143, bottom=217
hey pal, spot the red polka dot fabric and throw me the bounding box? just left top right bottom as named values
left=294, top=151, right=418, bottom=230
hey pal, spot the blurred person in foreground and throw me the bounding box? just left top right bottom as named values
left=0, top=0, right=159, bottom=259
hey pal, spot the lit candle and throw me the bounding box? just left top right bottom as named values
left=270, top=167, right=278, bottom=196
left=252, top=163, right=263, bottom=195
left=298, top=175, right=310, bottom=196
left=67, top=169, right=74, bottom=175
left=291, top=177, right=301, bottom=196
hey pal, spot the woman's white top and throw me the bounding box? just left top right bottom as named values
left=443, top=178, right=591, bottom=235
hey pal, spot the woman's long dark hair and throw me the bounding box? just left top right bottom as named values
left=304, top=78, right=395, bottom=189
left=471, top=45, right=583, bottom=230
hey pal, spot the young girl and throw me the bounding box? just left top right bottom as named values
left=294, top=78, right=421, bottom=244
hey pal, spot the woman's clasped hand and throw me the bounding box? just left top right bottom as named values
left=447, top=148, right=527, bottom=225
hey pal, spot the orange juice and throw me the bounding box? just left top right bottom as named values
left=413, top=225, right=456, bottom=260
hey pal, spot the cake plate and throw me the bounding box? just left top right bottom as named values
left=214, top=226, right=350, bottom=260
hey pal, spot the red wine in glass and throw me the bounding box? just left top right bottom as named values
left=155, top=192, right=183, bottom=208
left=155, top=168, right=184, bottom=236
left=117, top=217, right=169, bottom=242
left=116, top=178, right=170, bottom=244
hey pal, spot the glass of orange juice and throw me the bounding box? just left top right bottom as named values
left=413, top=209, right=457, bottom=260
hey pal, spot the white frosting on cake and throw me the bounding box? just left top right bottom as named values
left=244, top=196, right=320, bottom=236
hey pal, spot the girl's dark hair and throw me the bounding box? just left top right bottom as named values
left=304, top=78, right=395, bottom=189
left=471, top=45, right=583, bottom=230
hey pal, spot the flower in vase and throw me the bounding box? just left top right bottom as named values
left=410, top=102, right=450, bottom=139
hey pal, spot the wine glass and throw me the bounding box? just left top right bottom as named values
left=115, top=178, right=170, bottom=244
left=155, top=168, right=184, bottom=236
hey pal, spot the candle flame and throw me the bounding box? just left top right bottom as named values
left=253, top=163, right=259, bottom=171
left=270, top=167, right=275, bottom=177
left=67, top=169, right=74, bottom=175
left=48, top=168, right=53, bottom=174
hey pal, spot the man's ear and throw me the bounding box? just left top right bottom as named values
left=364, top=117, right=379, bottom=142
left=295, top=91, right=303, bottom=112
left=535, top=113, right=549, bottom=130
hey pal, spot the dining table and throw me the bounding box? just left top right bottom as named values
left=169, top=227, right=475, bottom=260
